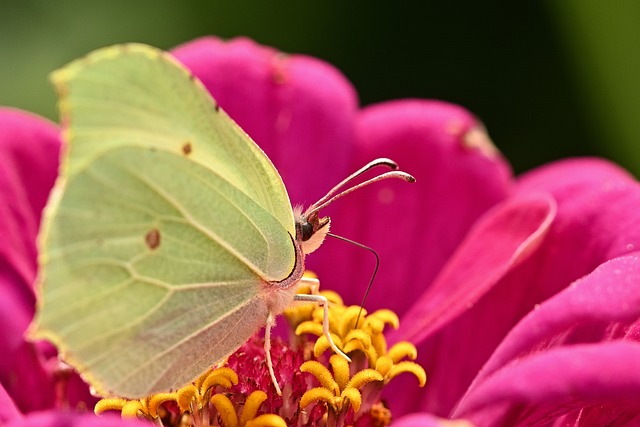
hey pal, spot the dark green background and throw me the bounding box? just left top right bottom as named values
left=3, top=1, right=640, bottom=175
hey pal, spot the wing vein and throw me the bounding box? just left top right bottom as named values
left=121, top=160, right=272, bottom=279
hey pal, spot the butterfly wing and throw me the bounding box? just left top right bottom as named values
left=54, top=43, right=295, bottom=235
left=30, top=45, right=299, bottom=398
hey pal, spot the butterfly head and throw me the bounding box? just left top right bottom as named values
left=292, top=158, right=415, bottom=256
left=294, top=207, right=330, bottom=255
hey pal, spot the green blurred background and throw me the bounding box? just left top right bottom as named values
left=2, top=1, right=639, bottom=175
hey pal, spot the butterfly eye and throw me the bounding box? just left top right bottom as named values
left=300, top=220, right=315, bottom=242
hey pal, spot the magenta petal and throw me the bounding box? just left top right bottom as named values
left=395, top=159, right=640, bottom=417
left=391, top=193, right=555, bottom=345
left=514, top=157, right=640, bottom=298
left=6, top=412, right=148, bottom=427
left=454, top=341, right=640, bottom=426
left=0, top=108, right=60, bottom=412
left=313, top=100, right=512, bottom=311
left=0, top=108, right=59, bottom=295
left=0, top=339, right=54, bottom=413
left=171, top=37, right=358, bottom=204
left=0, top=107, right=58, bottom=354
left=384, top=194, right=554, bottom=417
left=517, top=157, right=635, bottom=193
left=0, top=382, right=21, bottom=424
left=392, top=413, right=458, bottom=427
left=467, top=252, right=640, bottom=393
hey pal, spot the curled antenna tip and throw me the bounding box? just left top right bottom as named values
left=374, top=158, right=399, bottom=170
left=387, top=171, right=416, bottom=183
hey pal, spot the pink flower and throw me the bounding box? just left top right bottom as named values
left=0, top=110, right=149, bottom=427
left=2, top=36, right=640, bottom=426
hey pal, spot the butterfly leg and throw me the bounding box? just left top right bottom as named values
left=294, top=294, right=351, bottom=362
left=264, top=312, right=283, bottom=396
left=299, top=275, right=320, bottom=294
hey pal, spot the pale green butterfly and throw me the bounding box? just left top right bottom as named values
left=29, top=43, right=414, bottom=399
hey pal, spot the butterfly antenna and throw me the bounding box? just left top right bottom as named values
left=310, top=158, right=398, bottom=209
left=326, top=233, right=379, bottom=329
left=305, top=169, right=415, bottom=218
left=306, top=158, right=403, bottom=215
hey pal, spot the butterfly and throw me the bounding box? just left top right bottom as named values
left=29, top=43, right=414, bottom=398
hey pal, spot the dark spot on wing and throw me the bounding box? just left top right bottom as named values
left=182, top=142, right=192, bottom=155
left=214, top=103, right=220, bottom=112
left=145, top=229, right=161, bottom=250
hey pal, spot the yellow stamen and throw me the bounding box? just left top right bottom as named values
left=121, top=400, right=145, bottom=419
left=209, top=389, right=286, bottom=427
left=345, top=369, right=384, bottom=389
left=343, top=329, right=372, bottom=350
left=171, top=367, right=240, bottom=414
left=295, top=321, right=323, bottom=337
left=94, top=398, right=128, bottom=415
left=370, top=331, right=388, bottom=360
left=300, top=387, right=335, bottom=409
left=340, top=387, right=362, bottom=412
left=148, top=393, right=177, bottom=418
left=244, top=414, right=288, bottom=427
left=195, top=367, right=214, bottom=390
left=301, top=351, right=386, bottom=419
left=367, top=309, right=399, bottom=331
left=374, top=355, right=394, bottom=377
left=388, top=361, right=427, bottom=387
left=211, top=394, right=239, bottom=427
left=176, top=384, right=198, bottom=412
left=343, top=339, right=369, bottom=354
left=312, top=333, right=344, bottom=359
left=239, top=391, right=268, bottom=426
left=388, top=341, right=418, bottom=362
left=300, top=360, right=340, bottom=394
left=95, top=396, right=174, bottom=420
left=329, top=354, right=351, bottom=390
left=201, top=367, right=239, bottom=393
left=338, top=306, right=367, bottom=337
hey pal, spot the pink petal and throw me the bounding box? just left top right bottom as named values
left=465, top=253, right=640, bottom=393
left=454, top=341, right=640, bottom=426
left=392, top=158, right=640, bottom=417
left=0, top=339, right=54, bottom=413
left=171, top=36, right=358, bottom=205
left=391, top=193, right=555, bottom=345
left=392, top=413, right=462, bottom=427
left=0, top=382, right=21, bottom=424
left=0, top=108, right=59, bottom=295
left=561, top=402, right=640, bottom=426
left=0, top=108, right=60, bottom=412
left=6, top=412, right=148, bottom=427
left=313, top=100, right=513, bottom=312
left=384, top=193, right=555, bottom=417
left=514, top=157, right=640, bottom=299
left=517, top=157, right=634, bottom=192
